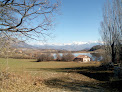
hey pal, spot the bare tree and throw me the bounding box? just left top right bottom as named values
left=0, top=32, right=13, bottom=57
left=55, top=52, right=61, bottom=61
left=0, top=1, right=60, bottom=90
left=100, top=0, right=122, bottom=64
left=61, top=52, right=74, bottom=62
left=0, top=0, right=60, bottom=60
left=37, top=53, right=54, bottom=62
left=0, top=0, right=60, bottom=40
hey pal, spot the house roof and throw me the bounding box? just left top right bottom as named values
left=75, top=55, right=90, bottom=58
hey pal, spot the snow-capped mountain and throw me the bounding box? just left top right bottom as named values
left=12, top=41, right=103, bottom=51
left=32, top=41, right=103, bottom=51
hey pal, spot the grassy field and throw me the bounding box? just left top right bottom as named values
left=0, top=58, right=121, bottom=92
left=0, top=58, right=100, bottom=73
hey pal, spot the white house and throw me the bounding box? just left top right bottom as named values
left=74, top=55, right=91, bottom=62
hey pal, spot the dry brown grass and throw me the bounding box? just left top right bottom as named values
left=0, top=71, right=44, bottom=92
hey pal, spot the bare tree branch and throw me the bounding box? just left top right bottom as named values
left=100, top=0, right=122, bottom=64
left=0, top=0, right=60, bottom=40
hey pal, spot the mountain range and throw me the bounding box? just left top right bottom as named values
left=14, top=41, right=103, bottom=51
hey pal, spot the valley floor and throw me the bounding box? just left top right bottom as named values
left=0, top=58, right=121, bottom=92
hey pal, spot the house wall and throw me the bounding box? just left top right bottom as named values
left=83, top=58, right=90, bottom=62
left=74, top=57, right=90, bottom=62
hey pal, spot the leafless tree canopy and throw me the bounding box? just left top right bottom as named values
left=0, top=0, right=59, bottom=40
left=100, top=0, right=122, bottom=63
left=61, top=52, right=74, bottom=61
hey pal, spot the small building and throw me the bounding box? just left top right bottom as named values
left=74, top=55, right=91, bottom=62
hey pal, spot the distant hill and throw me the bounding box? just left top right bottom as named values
left=11, top=41, right=34, bottom=49
left=89, top=45, right=104, bottom=51
left=33, top=42, right=102, bottom=51
left=11, top=40, right=103, bottom=51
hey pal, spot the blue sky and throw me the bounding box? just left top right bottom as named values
left=29, top=0, right=106, bottom=45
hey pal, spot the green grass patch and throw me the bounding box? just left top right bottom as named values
left=0, top=58, right=100, bottom=72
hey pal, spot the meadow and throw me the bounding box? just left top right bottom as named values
left=0, top=58, right=121, bottom=92
left=0, top=58, right=100, bottom=72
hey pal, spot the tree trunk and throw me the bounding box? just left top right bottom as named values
left=111, top=42, right=116, bottom=63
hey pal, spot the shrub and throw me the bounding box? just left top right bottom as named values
left=100, top=62, right=114, bottom=70
left=37, top=53, right=54, bottom=62
left=55, top=53, right=61, bottom=61
left=61, top=52, right=74, bottom=61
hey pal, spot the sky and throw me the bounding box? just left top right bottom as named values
left=29, top=0, right=106, bottom=45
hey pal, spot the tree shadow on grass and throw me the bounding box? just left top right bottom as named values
left=60, top=66, right=114, bottom=81
left=27, top=66, right=114, bottom=81
left=27, top=66, right=122, bottom=91
left=44, top=77, right=104, bottom=92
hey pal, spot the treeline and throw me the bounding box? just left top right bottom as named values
left=37, top=52, right=75, bottom=62
left=89, top=45, right=104, bottom=51
left=0, top=50, right=75, bottom=61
